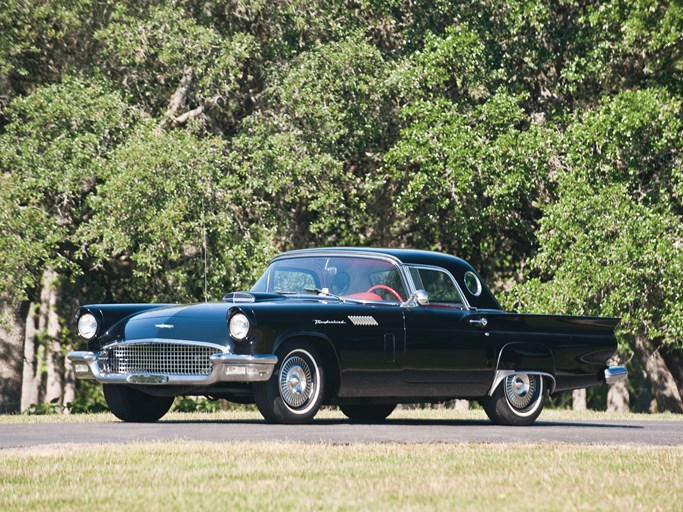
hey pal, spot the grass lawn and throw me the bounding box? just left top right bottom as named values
left=1, top=440, right=681, bottom=511
left=1, top=408, right=682, bottom=511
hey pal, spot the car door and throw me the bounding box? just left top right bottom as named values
left=334, top=302, right=406, bottom=397
left=402, top=266, right=495, bottom=397
left=331, top=257, right=410, bottom=397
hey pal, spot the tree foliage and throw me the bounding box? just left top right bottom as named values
left=385, top=92, right=554, bottom=279
left=0, top=76, right=135, bottom=300
left=229, top=34, right=391, bottom=248
left=95, top=3, right=260, bottom=131
left=80, top=120, right=274, bottom=302
left=509, top=90, right=682, bottom=338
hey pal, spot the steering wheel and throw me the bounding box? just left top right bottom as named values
left=367, top=285, right=403, bottom=302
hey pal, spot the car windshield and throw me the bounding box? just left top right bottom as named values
left=251, top=256, right=408, bottom=303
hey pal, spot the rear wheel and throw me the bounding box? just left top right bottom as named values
left=340, top=403, right=396, bottom=422
left=481, top=373, right=547, bottom=426
left=103, top=385, right=174, bottom=422
left=253, top=343, right=325, bottom=424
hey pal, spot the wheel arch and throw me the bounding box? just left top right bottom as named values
left=492, top=342, right=557, bottom=394
left=273, top=333, right=341, bottom=401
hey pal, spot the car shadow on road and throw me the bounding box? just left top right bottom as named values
left=533, top=420, right=643, bottom=429
left=158, top=418, right=643, bottom=429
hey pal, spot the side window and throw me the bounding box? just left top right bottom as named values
left=363, top=267, right=408, bottom=302
left=409, top=267, right=463, bottom=305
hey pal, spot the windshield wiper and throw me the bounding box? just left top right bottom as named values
left=304, top=287, right=347, bottom=303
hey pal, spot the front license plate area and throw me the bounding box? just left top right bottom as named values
left=127, top=374, right=170, bottom=385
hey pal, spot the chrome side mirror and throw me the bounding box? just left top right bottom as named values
left=401, top=289, right=429, bottom=308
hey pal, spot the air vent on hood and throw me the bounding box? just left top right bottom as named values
left=222, top=292, right=256, bottom=303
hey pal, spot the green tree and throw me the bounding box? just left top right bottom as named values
left=0, top=0, right=98, bottom=100
left=0, top=76, right=136, bottom=410
left=508, top=89, right=683, bottom=412
left=95, top=2, right=260, bottom=133
left=228, top=34, right=393, bottom=249
left=80, top=120, right=275, bottom=302
left=0, top=76, right=136, bottom=300
left=384, top=91, right=555, bottom=283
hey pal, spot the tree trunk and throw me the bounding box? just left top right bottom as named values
left=44, top=269, right=63, bottom=403
left=606, top=380, right=630, bottom=412
left=20, top=268, right=74, bottom=412
left=0, top=300, right=27, bottom=413
left=631, top=334, right=683, bottom=413
left=606, top=354, right=630, bottom=412
left=572, top=388, right=587, bottom=411
left=658, top=347, right=683, bottom=402
left=452, top=399, right=469, bottom=411
left=20, top=302, right=42, bottom=411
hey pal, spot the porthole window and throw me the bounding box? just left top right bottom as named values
left=464, top=271, right=482, bottom=297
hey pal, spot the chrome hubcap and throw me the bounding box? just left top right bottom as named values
left=280, top=355, right=313, bottom=408
left=505, top=374, right=537, bottom=409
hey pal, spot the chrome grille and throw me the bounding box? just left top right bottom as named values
left=99, top=343, right=219, bottom=376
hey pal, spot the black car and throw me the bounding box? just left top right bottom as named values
left=68, top=248, right=627, bottom=425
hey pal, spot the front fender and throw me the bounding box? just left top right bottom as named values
left=271, top=330, right=343, bottom=399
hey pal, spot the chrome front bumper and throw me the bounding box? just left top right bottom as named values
left=67, top=351, right=278, bottom=385
left=604, top=366, right=628, bottom=384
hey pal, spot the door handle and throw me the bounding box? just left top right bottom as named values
left=469, top=317, right=488, bottom=328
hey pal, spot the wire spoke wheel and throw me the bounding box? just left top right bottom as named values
left=481, top=372, right=547, bottom=426
left=254, top=343, right=325, bottom=424
left=505, top=373, right=537, bottom=410
left=279, top=355, right=314, bottom=409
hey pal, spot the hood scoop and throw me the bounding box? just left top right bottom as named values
left=222, top=292, right=285, bottom=303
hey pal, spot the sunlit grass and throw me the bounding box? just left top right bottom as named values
left=2, top=407, right=680, bottom=510
left=0, top=440, right=680, bottom=511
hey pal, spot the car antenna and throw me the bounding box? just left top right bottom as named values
left=202, top=195, right=208, bottom=303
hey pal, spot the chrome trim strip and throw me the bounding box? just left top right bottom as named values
left=100, top=338, right=226, bottom=352
left=487, top=369, right=556, bottom=396
left=67, top=350, right=278, bottom=385
left=271, top=249, right=405, bottom=268
left=604, top=366, right=628, bottom=384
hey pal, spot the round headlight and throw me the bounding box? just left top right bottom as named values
left=229, top=312, right=250, bottom=340
left=77, top=313, right=98, bottom=339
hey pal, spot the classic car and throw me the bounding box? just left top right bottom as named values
left=68, top=248, right=627, bottom=426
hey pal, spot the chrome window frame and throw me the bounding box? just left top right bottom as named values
left=404, top=264, right=472, bottom=310
left=261, top=251, right=413, bottom=305
left=463, top=270, right=483, bottom=297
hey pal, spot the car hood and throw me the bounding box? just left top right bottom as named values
left=113, top=303, right=235, bottom=344
left=102, top=293, right=327, bottom=345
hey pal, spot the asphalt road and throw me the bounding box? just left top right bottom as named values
left=2, top=418, right=682, bottom=448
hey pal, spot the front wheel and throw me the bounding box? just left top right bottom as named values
left=481, top=373, right=547, bottom=426
left=253, top=343, right=325, bottom=424
left=103, top=385, right=174, bottom=422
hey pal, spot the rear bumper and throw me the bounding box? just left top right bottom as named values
left=67, top=351, right=277, bottom=385
left=604, top=366, right=628, bottom=384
